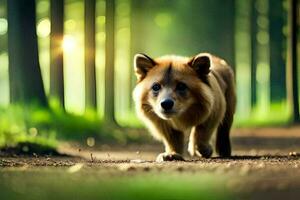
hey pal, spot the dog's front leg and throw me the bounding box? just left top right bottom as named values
left=188, top=125, right=214, bottom=158
left=156, top=128, right=185, bottom=162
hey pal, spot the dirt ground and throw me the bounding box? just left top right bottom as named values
left=1, top=127, right=300, bottom=200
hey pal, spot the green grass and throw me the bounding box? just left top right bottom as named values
left=116, top=110, right=144, bottom=128
left=0, top=104, right=149, bottom=150
left=0, top=168, right=233, bottom=200
left=234, top=101, right=291, bottom=128
left=0, top=104, right=102, bottom=148
left=0, top=105, right=56, bottom=148
left=0, top=100, right=294, bottom=151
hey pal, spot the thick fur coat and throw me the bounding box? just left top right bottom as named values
left=133, top=53, right=236, bottom=162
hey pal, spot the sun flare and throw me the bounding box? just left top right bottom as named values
left=62, top=35, right=76, bottom=53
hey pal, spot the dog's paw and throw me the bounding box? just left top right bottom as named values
left=198, top=144, right=213, bottom=158
left=156, top=152, right=185, bottom=162
left=189, top=143, right=213, bottom=158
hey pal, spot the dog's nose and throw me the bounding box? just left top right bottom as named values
left=161, top=99, right=174, bottom=111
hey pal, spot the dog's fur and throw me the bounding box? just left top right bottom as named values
left=133, top=53, right=236, bottom=162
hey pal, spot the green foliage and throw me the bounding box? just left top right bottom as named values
left=0, top=104, right=147, bottom=149
left=0, top=101, right=292, bottom=150
left=234, top=101, right=290, bottom=127
left=0, top=105, right=58, bottom=148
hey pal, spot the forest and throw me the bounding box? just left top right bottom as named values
left=0, top=0, right=298, bottom=146
left=0, top=0, right=300, bottom=200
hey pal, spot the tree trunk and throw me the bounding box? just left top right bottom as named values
left=104, top=0, right=116, bottom=125
left=287, top=0, right=299, bottom=123
left=50, top=0, right=65, bottom=108
left=129, top=0, right=144, bottom=111
left=0, top=0, right=7, bottom=54
left=7, top=0, right=48, bottom=107
left=269, top=0, right=286, bottom=102
left=222, top=0, right=236, bottom=72
left=250, top=0, right=258, bottom=108
left=84, top=0, right=97, bottom=110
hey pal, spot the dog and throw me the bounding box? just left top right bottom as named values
left=132, top=53, right=236, bottom=162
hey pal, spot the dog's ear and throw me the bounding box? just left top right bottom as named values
left=188, top=53, right=211, bottom=77
left=134, top=53, right=156, bottom=82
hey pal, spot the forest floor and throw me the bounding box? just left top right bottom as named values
left=1, top=127, right=300, bottom=200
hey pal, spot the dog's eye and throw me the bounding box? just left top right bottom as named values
left=176, top=82, right=187, bottom=91
left=151, top=83, right=161, bottom=92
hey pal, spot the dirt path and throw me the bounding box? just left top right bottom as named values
left=1, top=147, right=300, bottom=200
left=1, top=130, right=300, bottom=200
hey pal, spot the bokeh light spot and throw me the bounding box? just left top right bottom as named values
left=87, top=137, right=95, bottom=147
left=154, top=13, right=172, bottom=28
left=37, top=18, right=50, bottom=38
left=29, top=127, right=38, bottom=137
left=62, top=35, right=76, bottom=53
left=96, top=16, right=106, bottom=26
left=256, top=31, right=269, bottom=45
left=0, top=18, right=8, bottom=35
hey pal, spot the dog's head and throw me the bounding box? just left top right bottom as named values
left=133, top=53, right=213, bottom=121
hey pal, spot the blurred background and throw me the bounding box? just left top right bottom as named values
left=0, top=0, right=299, bottom=150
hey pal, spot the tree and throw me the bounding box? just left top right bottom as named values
left=269, top=0, right=286, bottom=102
left=84, top=0, right=97, bottom=110
left=0, top=0, right=7, bottom=54
left=104, top=0, right=116, bottom=125
left=7, top=0, right=48, bottom=107
left=250, top=0, right=258, bottom=107
left=221, top=0, right=235, bottom=71
left=130, top=0, right=144, bottom=111
left=50, top=0, right=64, bottom=107
left=287, top=0, right=299, bottom=123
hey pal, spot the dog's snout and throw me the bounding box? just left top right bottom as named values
left=161, top=99, right=174, bottom=111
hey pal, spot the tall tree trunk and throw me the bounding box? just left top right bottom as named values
left=129, top=0, right=143, bottom=111
left=0, top=0, right=7, bottom=54
left=104, top=0, right=116, bottom=125
left=84, top=0, right=97, bottom=110
left=269, top=0, right=286, bottom=102
left=250, top=0, right=258, bottom=108
left=223, top=0, right=236, bottom=72
left=287, top=0, right=299, bottom=123
left=50, top=0, right=64, bottom=108
left=7, top=0, right=48, bottom=107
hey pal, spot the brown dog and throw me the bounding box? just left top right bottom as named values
left=133, top=53, right=236, bottom=162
